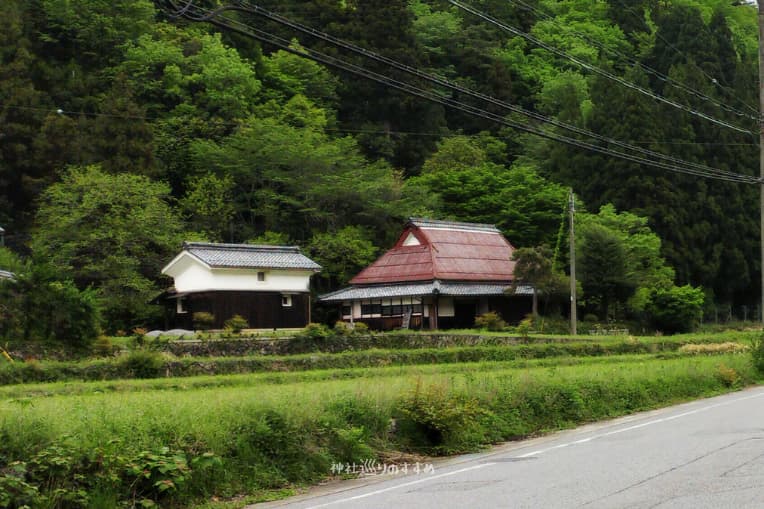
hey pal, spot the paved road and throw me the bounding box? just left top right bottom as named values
left=257, top=386, right=764, bottom=508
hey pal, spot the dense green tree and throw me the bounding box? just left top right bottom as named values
left=180, top=173, right=236, bottom=242
left=307, top=226, right=378, bottom=293
left=408, top=144, right=568, bottom=248
left=511, top=245, right=568, bottom=316
left=578, top=223, right=635, bottom=320
left=0, top=259, right=100, bottom=345
left=191, top=115, right=408, bottom=243
left=30, top=165, right=188, bottom=331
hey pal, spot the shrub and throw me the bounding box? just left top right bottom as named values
left=397, top=383, right=485, bottom=453
left=333, top=321, right=353, bottom=336
left=224, top=315, right=249, bottom=333
left=716, top=364, right=740, bottom=387
left=474, top=312, right=506, bottom=332
left=351, top=322, right=369, bottom=335
left=93, top=336, right=115, bottom=357
left=193, top=312, right=215, bottom=331
left=516, top=315, right=534, bottom=339
left=643, top=285, right=704, bottom=334
left=751, top=334, right=764, bottom=374
left=119, top=350, right=164, bottom=379
left=303, top=323, right=331, bottom=340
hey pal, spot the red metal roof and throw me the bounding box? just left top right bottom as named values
left=350, top=219, right=517, bottom=285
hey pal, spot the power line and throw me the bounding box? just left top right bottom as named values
left=610, top=0, right=758, bottom=115
left=507, top=0, right=759, bottom=119
left=448, top=0, right=757, bottom=136
left=161, top=1, right=761, bottom=184
left=217, top=0, right=759, bottom=182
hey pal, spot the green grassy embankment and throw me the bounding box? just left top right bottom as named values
left=0, top=344, right=758, bottom=508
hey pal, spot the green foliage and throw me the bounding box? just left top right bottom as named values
left=0, top=462, right=42, bottom=508
left=303, top=323, right=331, bottom=340
left=398, top=383, right=484, bottom=453
left=192, top=312, right=215, bottom=331
left=181, top=173, right=236, bottom=241
left=247, top=231, right=291, bottom=246
left=93, top=336, right=115, bottom=357
left=119, top=350, right=164, bottom=379
left=578, top=223, right=635, bottom=319
left=750, top=334, right=764, bottom=374
left=0, top=261, right=100, bottom=346
left=0, top=0, right=761, bottom=339
left=642, top=285, right=705, bottom=334
left=30, top=165, right=186, bottom=332
left=474, top=312, right=507, bottom=332
left=307, top=227, right=378, bottom=291
left=224, top=315, right=249, bottom=334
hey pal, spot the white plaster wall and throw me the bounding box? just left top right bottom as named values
left=172, top=257, right=313, bottom=293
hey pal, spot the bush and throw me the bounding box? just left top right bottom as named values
left=303, top=323, right=331, bottom=340
left=119, top=350, right=164, bottom=379
left=224, top=315, right=249, bottom=333
left=333, top=321, right=353, bottom=336
left=93, top=336, right=115, bottom=357
left=644, top=285, right=704, bottom=334
left=397, top=383, right=485, bottom=454
left=474, top=312, right=506, bottom=332
left=193, top=312, right=215, bottom=331
left=751, top=334, right=764, bottom=374
left=351, top=322, right=369, bottom=335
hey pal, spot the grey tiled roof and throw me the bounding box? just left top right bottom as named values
left=320, top=281, right=533, bottom=301
left=184, top=242, right=321, bottom=270
left=409, top=217, right=500, bottom=233
left=0, top=270, right=15, bottom=280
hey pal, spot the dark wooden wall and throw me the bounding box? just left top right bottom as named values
left=171, top=291, right=310, bottom=330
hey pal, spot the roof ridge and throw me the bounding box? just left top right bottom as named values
left=183, top=241, right=300, bottom=253
left=408, top=217, right=500, bottom=233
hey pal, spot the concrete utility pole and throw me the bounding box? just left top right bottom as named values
left=758, top=0, right=764, bottom=325
left=569, top=189, right=577, bottom=335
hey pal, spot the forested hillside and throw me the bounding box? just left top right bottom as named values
left=1, top=0, right=760, bottom=330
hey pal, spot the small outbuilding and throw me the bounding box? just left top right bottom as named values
left=320, top=218, right=532, bottom=330
left=157, top=242, right=321, bottom=330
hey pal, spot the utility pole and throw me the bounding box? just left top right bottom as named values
left=569, top=189, right=577, bottom=335
left=759, top=0, right=764, bottom=325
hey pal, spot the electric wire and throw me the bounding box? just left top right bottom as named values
left=162, top=1, right=761, bottom=184
left=210, top=0, right=759, bottom=182
left=507, top=0, right=759, bottom=119
left=611, top=0, right=758, bottom=115
left=449, top=0, right=757, bottom=136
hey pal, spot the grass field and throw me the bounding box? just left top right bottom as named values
left=0, top=331, right=760, bottom=508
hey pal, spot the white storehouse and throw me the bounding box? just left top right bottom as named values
left=157, top=242, right=321, bottom=330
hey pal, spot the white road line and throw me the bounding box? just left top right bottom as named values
left=304, top=388, right=764, bottom=508
left=517, top=389, right=764, bottom=458
left=305, top=463, right=496, bottom=508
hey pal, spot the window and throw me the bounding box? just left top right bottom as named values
left=341, top=305, right=351, bottom=317
left=360, top=302, right=382, bottom=316
left=176, top=297, right=187, bottom=314
left=257, top=271, right=266, bottom=282
left=282, top=295, right=292, bottom=307
left=381, top=297, right=423, bottom=316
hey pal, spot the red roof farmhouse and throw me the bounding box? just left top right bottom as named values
left=320, top=218, right=532, bottom=330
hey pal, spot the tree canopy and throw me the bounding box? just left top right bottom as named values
left=0, top=0, right=759, bottom=333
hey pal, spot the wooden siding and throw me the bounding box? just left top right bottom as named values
left=171, top=291, right=310, bottom=329
left=350, top=296, right=531, bottom=331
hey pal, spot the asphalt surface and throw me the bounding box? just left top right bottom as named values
left=256, top=386, right=764, bottom=508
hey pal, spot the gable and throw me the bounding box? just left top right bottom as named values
left=350, top=219, right=517, bottom=285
